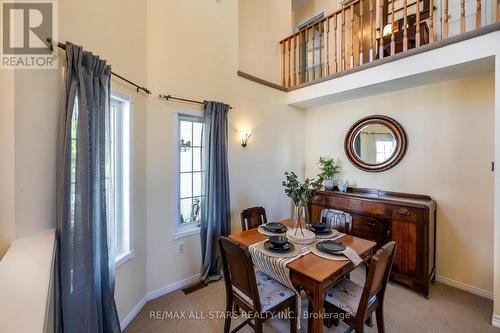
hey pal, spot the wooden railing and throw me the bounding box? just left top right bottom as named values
left=279, top=0, right=492, bottom=88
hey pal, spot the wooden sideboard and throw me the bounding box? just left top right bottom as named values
left=309, top=188, right=436, bottom=297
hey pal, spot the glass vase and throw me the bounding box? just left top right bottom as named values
left=292, top=204, right=309, bottom=237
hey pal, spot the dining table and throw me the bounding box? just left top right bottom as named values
left=228, top=219, right=377, bottom=333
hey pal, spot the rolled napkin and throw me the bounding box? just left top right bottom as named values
left=341, top=246, right=363, bottom=266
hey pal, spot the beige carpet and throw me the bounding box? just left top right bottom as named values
left=124, top=267, right=499, bottom=333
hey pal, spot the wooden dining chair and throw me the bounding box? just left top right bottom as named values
left=219, top=237, right=297, bottom=333
left=324, top=241, right=397, bottom=333
left=320, top=209, right=353, bottom=234
left=240, top=207, right=267, bottom=231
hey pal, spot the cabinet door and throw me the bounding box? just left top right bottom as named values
left=391, top=208, right=421, bottom=279
left=309, top=204, right=324, bottom=223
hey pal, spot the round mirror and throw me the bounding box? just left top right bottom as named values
left=345, top=116, right=407, bottom=172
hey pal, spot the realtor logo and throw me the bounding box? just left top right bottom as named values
left=1, top=1, right=57, bottom=69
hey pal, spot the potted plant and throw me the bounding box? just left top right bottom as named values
left=282, top=172, right=323, bottom=236
left=318, top=157, right=340, bottom=190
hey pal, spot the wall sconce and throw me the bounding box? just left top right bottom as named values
left=239, top=131, right=251, bottom=148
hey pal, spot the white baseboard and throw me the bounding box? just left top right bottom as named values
left=120, top=273, right=202, bottom=330
left=146, top=273, right=202, bottom=300
left=435, top=275, right=493, bottom=300
left=492, top=314, right=500, bottom=328
left=120, top=295, right=147, bottom=330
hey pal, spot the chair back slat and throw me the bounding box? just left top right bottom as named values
left=321, top=209, right=353, bottom=234
left=241, top=207, right=267, bottom=231
left=219, top=237, right=261, bottom=310
left=357, top=241, right=396, bottom=318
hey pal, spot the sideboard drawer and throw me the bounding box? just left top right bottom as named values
left=351, top=214, right=387, bottom=247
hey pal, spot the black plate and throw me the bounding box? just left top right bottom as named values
left=317, top=240, right=346, bottom=254
left=310, top=223, right=329, bottom=232
left=264, top=240, right=294, bottom=253
left=307, top=226, right=332, bottom=235
left=263, top=223, right=287, bottom=233
left=312, top=228, right=333, bottom=235
left=269, top=236, right=288, bottom=248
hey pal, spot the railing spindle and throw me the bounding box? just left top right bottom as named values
left=403, top=0, right=408, bottom=51
left=293, top=35, right=297, bottom=86
left=416, top=0, right=421, bottom=47
left=391, top=0, right=396, bottom=55
left=476, top=0, right=481, bottom=29
left=460, top=0, right=466, bottom=33
left=443, top=0, right=449, bottom=39
left=312, top=24, right=316, bottom=80
left=334, top=14, right=338, bottom=72
left=306, top=27, right=309, bottom=82
left=327, top=18, right=331, bottom=75
left=342, top=9, right=346, bottom=70
left=281, top=42, right=285, bottom=87
left=360, top=0, right=364, bottom=65
left=287, top=38, right=291, bottom=88
left=319, top=21, right=323, bottom=78
left=299, top=33, right=303, bottom=83
left=429, top=0, right=434, bottom=42
left=379, top=0, right=385, bottom=59
left=369, top=0, right=374, bottom=61
left=350, top=5, right=355, bottom=68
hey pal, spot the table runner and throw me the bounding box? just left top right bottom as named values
left=249, top=240, right=310, bottom=329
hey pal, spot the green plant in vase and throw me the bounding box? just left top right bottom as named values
left=318, top=157, right=340, bottom=190
left=282, top=171, right=323, bottom=237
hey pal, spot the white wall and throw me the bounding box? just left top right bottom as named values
left=292, top=0, right=338, bottom=26
left=13, top=70, right=58, bottom=239
left=239, top=0, right=292, bottom=84
left=0, top=70, right=15, bottom=258
left=305, top=73, right=495, bottom=293
left=145, top=0, right=304, bottom=293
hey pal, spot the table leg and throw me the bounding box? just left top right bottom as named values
left=307, top=284, right=325, bottom=333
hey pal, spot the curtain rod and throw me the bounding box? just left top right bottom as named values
left=159, top=94, right=233, bottom=109
left=46, top=38, right=151, bottom=95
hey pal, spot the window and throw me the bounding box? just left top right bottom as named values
left=376, top=140, right=394, bottom=163
left=69, top=93, right=132, bottom=268
left=108, top=94, right=132, bottom=265
left=296, top=12, right=325, bottom=80
left=175, top=114, right=205, bottom=239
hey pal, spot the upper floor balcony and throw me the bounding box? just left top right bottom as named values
left=273, top=0, right=499, bottom=98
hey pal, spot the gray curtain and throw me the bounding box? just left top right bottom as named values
left=200, top=101, right=231, bottom=283
left=55, top=43, right=120, bottom=333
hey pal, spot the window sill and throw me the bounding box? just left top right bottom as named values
left=115, top=251, right=134, bottom=268
left=173, top=226, right=201, bottom=240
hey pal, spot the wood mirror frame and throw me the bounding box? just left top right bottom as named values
left=344, top=115, right=407, bottom=172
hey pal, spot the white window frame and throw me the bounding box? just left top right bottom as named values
left=110, top=91, right=135, bottom=268
left=375, top=140, right=395, bottom=163
left=173, top=109, right=204, bottom=240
